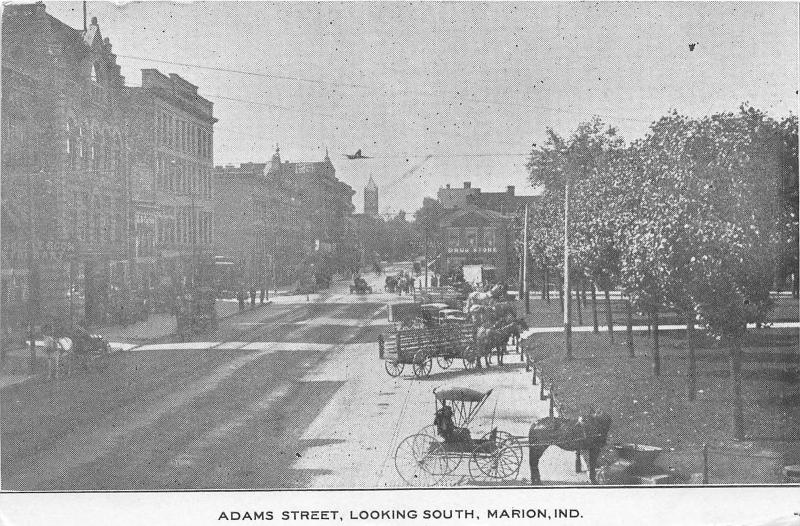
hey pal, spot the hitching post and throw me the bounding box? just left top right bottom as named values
left=540, top=372, right=547, bottom=400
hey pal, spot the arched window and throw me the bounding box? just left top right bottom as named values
left=79, top=123, right=88, bottom=161
left=91, top=63, right=100, bottom=83
left=104, top=131, right=112, bottom=169
left=92, top=129, right=101, bottom=171
left=67, top=119, right=77, bottom=164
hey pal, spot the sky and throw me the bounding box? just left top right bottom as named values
left=44, top=1, right=799, bottom=216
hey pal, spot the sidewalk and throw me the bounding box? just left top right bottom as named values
left=293, top=345, right=590, bottom=487
left=0, top=298, right=271, bottom=390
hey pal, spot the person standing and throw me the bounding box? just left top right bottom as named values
left=249, top=287, right=257, bottom=307
left=237, top=288, right=246, bottom=312
left=42, top=324, right=59, bottom=381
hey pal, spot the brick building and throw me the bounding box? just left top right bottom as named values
left=436, top=206, right=514, bottom=283
left=214, top=147, right=355, bottom=286
left=431, top=182, right=539, bottom=286
left=438, top=181, right=538, bottom=215
left=214, top=149, right=305, bottom=288
left=125, top=69, right=216, bottom=295
left=2, top=5, right=131, bottom=329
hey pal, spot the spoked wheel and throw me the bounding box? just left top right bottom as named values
left=461, top=345, right=478, bottom=370
left=436, top=355, right=454, bottom=369
left=394, top=434, right=447, bottom=486
left=468, top=431, right=523, bottom=482
left=412, top=349, right=433, bottom=378
left=384, top=360, right=404, bottom=377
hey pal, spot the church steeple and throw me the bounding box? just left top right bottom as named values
left=364, top=175, right=379, bottom=217
left=269, top=143, right=281, bottom=172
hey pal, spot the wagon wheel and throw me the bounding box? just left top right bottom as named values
left=436, top=355, right=454, bottom=369
left=384, top=360, right=404, bottom=377
left=468, top=431, right=523, bottom=481
left=412, top=349, right=433, bottom=378
left=394, top=434, right=446, bottom=486
left=461, top=344, right=478, bottom=370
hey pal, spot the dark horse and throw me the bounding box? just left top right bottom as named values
left=528, top=409, right=612, bottom=485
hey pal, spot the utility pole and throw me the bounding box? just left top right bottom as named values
left=522, top=203, right=530, bottom=315
left=424, top=229, right=429, bottom=289
left=262, top=214, right=269, bottom=301
left=563, top=163, right=573, bottom=360
left=26, top=170, right=38, bottom=374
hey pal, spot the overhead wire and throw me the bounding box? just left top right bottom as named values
left=117, top=53, right=652, bottom=124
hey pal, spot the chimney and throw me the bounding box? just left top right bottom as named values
left=446, top=184, right=450, bottom=189
left=507, top=185, right=515, bottom=195
left=463, top=182, right=471, bottom=189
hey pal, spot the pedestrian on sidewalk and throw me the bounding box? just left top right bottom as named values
left=237, top=288, right=246, bottom=312
left=42, top=324, right=60, bottom=381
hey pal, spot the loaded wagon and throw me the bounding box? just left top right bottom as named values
left=379, top=323, right=482, bottom=378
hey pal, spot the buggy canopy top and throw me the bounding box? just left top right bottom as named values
left=421, top=303, right=449, bottom=311
left=434, top=385, right=492, bottom=402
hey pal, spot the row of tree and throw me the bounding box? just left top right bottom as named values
left=525, top=106, right=798, bottom=439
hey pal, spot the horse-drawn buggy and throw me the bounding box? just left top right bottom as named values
left=394, top=386, right=523, bottom=485
left=393, top=385, right=615, bottom=486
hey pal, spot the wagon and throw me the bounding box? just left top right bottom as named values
left=349, top=282, right=373, bottom=294
left=379, top=323, right=482, bottom=378
left=394, top=386, right=523, bottom=486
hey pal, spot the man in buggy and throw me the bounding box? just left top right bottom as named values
left=434, top=403, right=471, bottom=444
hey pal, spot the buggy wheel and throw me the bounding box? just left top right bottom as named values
left=384, top=360, right=404, bottom=377
left=469, top=432, right=523, bottom=481
left=461, top=345, right=478, bottom=370
left=436, top=356, right=454, bottom=369
left=394, top=434, right=446, bottom=486
left=412, top=350, right=433, bottom=378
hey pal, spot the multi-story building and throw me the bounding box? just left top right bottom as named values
left=279, top=149, right=355, bottom=274
left=437, top=182, right=480, bottom=209
left=364, top=175, right=379, bottom=217
left=436, top=206, right=514, bottom=283
left=2, top=5, right=131, bottom=328
left=125, top=69, right=216, bottom=294
left=214, top=150, right=305, bottom=288
left=438, top=182, right=538, bottom=215
left=214, top=147, right=355, bottom=286
left=433, top=182, right=538, bottom=286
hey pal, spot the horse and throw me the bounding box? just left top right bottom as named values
left=466, top=283, right=505, bottom=310
left=492, top=301, right=517, bottom=323
left=473, top=324, right=496, bottom=368
left=509, top=318, right=529, bottom=360
left=528, top=409, right=612, bottom=485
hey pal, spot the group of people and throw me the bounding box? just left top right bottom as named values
left=39, top=322, right=95, bottom=381
left=385, top=272, right=414, bottom=295
left=237, top=288, right=268, bottom=312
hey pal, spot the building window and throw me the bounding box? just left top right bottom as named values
left=67, top=120, right=77, bottom=165
left=448, top=228, right=460, bottom=248
left=465, top=228, right=477, bottom=249
left=484, top=228, right=496, bottom=249
left=90, top=63, right=100, bottom=83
